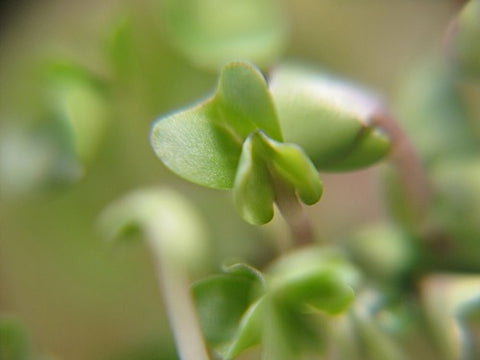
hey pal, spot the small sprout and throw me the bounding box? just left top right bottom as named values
left=161, top=0, right=287, bottom=70
left=99, top=187, right=208, bottom=269
left=196, top=247, right=359, bottom=359
left=99, top=188, right=211, bottom=360
left=269, top=63, right=391, bottom=171
left=151, top=62, right=322, bottom=225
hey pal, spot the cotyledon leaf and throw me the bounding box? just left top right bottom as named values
left=150, top=62, right=282, bottom=189
left=269, top=63, right=391, bottom=171
left=233, top=131, right=322, bottom=225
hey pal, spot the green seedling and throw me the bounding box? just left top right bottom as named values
left=99, top=188, right=211, bottom=360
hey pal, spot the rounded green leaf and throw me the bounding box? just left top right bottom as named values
left=394, top=56, right=477, bottom=166
left=192, top=274, right=260, bottom=345
left=162, top=0, right=287, bottom=70
left=150, top=62, right=282, bottom=189
left=151, top=103, right=241, bottom=189
left=270, top=63, right=391, bottom=171
left=98, top=187, right=208, bottom=269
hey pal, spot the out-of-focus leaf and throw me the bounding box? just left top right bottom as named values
left=269, top=63, right=391, bottom=171
left=394, top=56, right=477, bottom=166
left=192, top=271, right=263, bottom=345
left=347, top=223, right=418, bottom=282
left=98, top=187, right=208, bottom=270
left=150, top=62, right=281, bottom=189
left=162, top=0, right=287, bottom=70
left=429, top=158, right=480, bottom=270
left=421, top=274, right=480, bottom=360
left=452, top=0, right=480, bottom=80
left=267, top=247, right=361, bottom=291
left=0, top=125, right=82, bottom=199
left=106, top=15, right=136, bottom=79
left=42, top=61, right=109, bottom=165
left=223, top=297, right=266, bottom=360
left=267, top=247, right=357, bottom=315
left=0, top=316, right=30, bottom=360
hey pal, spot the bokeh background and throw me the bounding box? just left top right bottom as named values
left=1, top=1, right=478, bottom=359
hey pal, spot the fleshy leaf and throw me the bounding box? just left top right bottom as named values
left=269, top=63, right=391, bottom=171
left=216, top=63, right=282, bottom=141
left=261, top=133, right=323, bottom=205
left=151, top=62, right=281, bottom=189
left=162, top=0, right=287, bottom=70
left=98, top=187, right=208, bottom=269
left=192, top=274, right=261, bottom=346
left=233, top=131, right=322, bottom=225
left=233, top=133, right=276, bottom=225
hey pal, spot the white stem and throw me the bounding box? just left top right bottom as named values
left=149, top=237, right=210, bottom=360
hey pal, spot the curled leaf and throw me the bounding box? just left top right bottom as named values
left=233, top=131, right=322, bottom=225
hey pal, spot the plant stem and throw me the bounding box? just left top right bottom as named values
left=271, top=176, right=315, bottom=247
left=148, top=232, right=211, bottom=360
left=372, top=110, right=431, bottom=230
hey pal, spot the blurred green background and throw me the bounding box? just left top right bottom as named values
left=0, top=1, right=478, bottom=359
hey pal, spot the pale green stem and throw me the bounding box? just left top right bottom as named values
left=147, top=231, right=211, bottom=360
left=271, top=175, right=315, bottom=247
